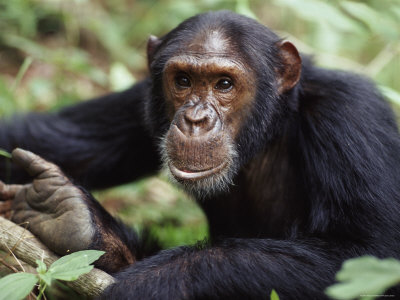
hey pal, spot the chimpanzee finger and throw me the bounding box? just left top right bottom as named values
left=11, top=148, right=62, bottom=179
left=0, top=180, right=22, bottom=200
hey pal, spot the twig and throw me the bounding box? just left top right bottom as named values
left=0, top=256, right=19, bottom=273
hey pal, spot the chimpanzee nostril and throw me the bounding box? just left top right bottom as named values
left=184, top=107, right=208, bottom=124
left=179, top=103, right=218, bottom=136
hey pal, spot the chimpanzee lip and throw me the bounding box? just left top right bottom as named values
left=169, top=162, right=227, bottom=181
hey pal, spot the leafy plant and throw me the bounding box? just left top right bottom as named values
left=270, top=289, right=280, bottom=300
left=0, top=250, right=104, bottom=300
left=326, top=256, right=400, bottom=300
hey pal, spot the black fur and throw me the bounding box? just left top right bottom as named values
left=1, top=11, right=400, bottom=299
left=0, top=80, right=160, bottom=189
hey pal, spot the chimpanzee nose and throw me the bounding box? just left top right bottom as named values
left=180, top=103, right=218, bottom=136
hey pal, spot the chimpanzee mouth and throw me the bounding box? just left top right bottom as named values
left=169, top=162, right=228, bottom=181
left=160, top=132, right=238, bottom=196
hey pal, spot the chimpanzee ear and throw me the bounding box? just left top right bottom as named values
left=277, top=41, right=302, bottom=94
left=147, top=35, right=162, bottom=68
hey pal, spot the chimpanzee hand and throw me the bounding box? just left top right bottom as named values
left=0, top=148, right=95, bottom=254
left=0, top=149, right=136, bottom=273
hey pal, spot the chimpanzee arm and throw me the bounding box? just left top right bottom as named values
left=102, top=238, right=339, bottom=300
left=0, top=151, right=336, bottom=299
left=0, top=79, right=160, bottom=189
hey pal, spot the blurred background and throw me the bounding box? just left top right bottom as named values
left=0, top=0, right=399, bottom=249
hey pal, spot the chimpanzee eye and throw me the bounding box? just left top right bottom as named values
left=175, top=74, right=191, bottom=88
left=215, top=78, right=233, bottom=91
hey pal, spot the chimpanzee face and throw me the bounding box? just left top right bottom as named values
left=160, top=30, right=256, bottom=196
left=147, top=20, right=301, bottom=197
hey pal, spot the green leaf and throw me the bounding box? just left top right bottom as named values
left=39, top=272, right=53, bottom=287
left=0, top=149, right=12, bottom=159
left=36, top=259, right=47, bottom=274
left=11, top=56, right=33, bottom=92
left=0, top=273, right=38, bottom=300
left=50, top=265, right=94, bottom=281
left=48, top=250, right=105, bottom=281
left=270, top=289, right=280, bottom=300
left=326, top=256, right=400, bottom=300
left=50, top=250, right=105, bottom=269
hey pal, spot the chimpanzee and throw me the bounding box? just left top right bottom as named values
left=0, top=10, right=400, bottom=300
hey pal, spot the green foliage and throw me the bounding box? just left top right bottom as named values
left=95, top=177, right=208, bottom=249
left=0, top=250, right=104, bottom=300
left=45, top=250, right=104, bottom=282
left=11, top=57, right=33, bottom=93
left=0, top=149, right=12, bottom=159
left=0, top=0, right=397, bottom=117
left=0, top=273, right=38, bottom=300
left=236, top=0, right=257, bottom=20
left=326, top=256, right=400, bottom=300
left=151, top=222, right=208, bottom=249
left=380, top=86, right=400, bottom=106
left=273, top=0, right=400, bottom=93
left=270, top=289, right=280, bottom=300
left=109, top=62, right=136, bottom=92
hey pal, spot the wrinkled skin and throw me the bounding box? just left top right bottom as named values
left=0, top=149, right=95, bottom=254
left=0, top=149, right=138, bottom=273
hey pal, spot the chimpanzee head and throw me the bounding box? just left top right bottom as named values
left=145, top=11, right=301, bottom=196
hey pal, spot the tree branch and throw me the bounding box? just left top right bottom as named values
left=0, top=216, right=115, bottom=298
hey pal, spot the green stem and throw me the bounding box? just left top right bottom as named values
left=37, top=282, right=47, bottom=300
left=11, top=56, right=33, bottom=93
